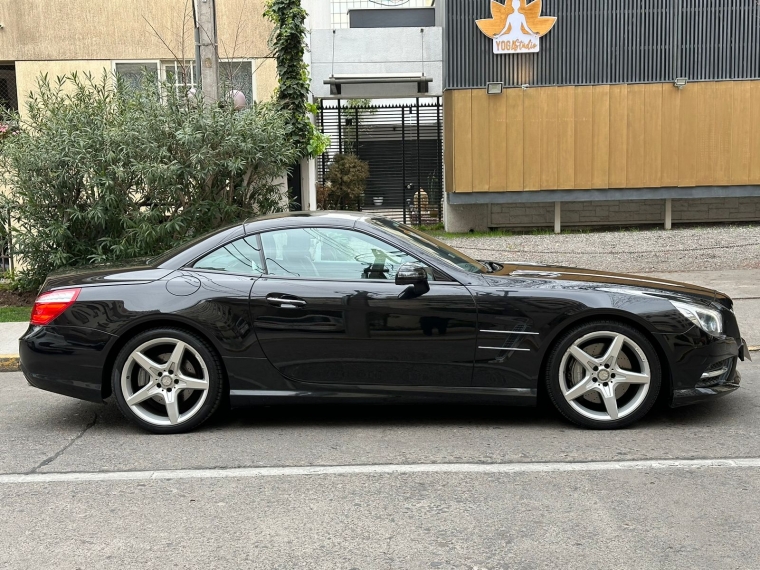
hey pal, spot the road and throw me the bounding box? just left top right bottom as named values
left=2, top=362, right=759, bottom=570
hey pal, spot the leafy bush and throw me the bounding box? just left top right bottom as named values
left=0, top=72, right=297, bottom=290
left=324, top=154, right=370, bottom=210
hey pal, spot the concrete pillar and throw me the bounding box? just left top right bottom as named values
left=664, top=198, right=672, bottom=230
left=554, top=201, right=561, bottom=234
left=301, top=157, right=317, bottom=211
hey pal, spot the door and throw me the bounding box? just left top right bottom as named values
left=249, top=226, right=477, bottom=387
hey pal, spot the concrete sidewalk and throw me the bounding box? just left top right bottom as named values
left=1, top=269, right=758, bottom=371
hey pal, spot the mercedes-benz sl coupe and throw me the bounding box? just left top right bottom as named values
left=21, top=212, right=748, bottom=433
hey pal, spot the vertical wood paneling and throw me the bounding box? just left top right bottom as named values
left=661, top=83, right=681, bottom=186
left=488, top=91, right=508, bottom=191
left=695, top=82, right=716, bottom=186
left=678, top=81, right=699, bottom=187
left=506, top=88, right=524, bottom=191
left=574, top=86, right=594, bottom=189
left=443, top=90, right=454, bottom=194
left=470, top=89, right=490, bottom=191
left=452, top=89, right=473, bottom=192
left=592, top=85, right=610, bottom=188
left=750, top=82, right=760, bottom=184
left=730, top=80, right=751, bottom=185
left=643, top=83, right=663, bottom=188
left=626, top=84, right=646, bottom=188
left=608, top=84, right=628, bottom=188
left=523, top=89, right=542, bottom=190
left=540, top=87, right=558, bottom=190
left=557, top=87, right=575, bottom=189
left=714, top=81, right=734, bottom=185
left=445, top=81, right=760, bottom=194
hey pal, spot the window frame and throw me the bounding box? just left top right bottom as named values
left=183, top=225, right=459, bottom=284
left=218, top=58, right=257, bottom=104
left=112, top=60, right=161, bottom=87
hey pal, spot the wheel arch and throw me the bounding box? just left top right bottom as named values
left=100, top=316, right=228, bottom=400
left=535, top=310, right=674, bottom=404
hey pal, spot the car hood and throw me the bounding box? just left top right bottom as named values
left=485, top=261, right=728, bottom=305
left=41, top=259, right=174, bottom=292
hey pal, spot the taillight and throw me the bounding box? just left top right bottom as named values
left=30, top=288, right=81, bottom=325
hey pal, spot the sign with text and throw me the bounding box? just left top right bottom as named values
left=476, top=0, right=556, bottom=54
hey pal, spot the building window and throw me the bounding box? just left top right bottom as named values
left=219, top=60, right=255, bottom=106
left=113, top=59, right=255, bottom=105
left=162, top=60, right=197, bottom=96
left=0, top=64, right=18, bottom=112
left=113, top=61, right=159, bottom=92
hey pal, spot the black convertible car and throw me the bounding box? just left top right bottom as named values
left=21, top=212, right=748, bottom=433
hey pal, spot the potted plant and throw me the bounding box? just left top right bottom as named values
left=326, top=154, right=370, bottom=210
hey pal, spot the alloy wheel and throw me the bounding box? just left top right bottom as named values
left=558, top=331, right=651, bottom=422
left=120, top=337, right=210, bottom=427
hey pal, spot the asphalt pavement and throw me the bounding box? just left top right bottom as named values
left=2, top=360, right=759, bottom=569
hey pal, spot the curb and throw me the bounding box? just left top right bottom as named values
left=0, top=355, right=19, bottom=372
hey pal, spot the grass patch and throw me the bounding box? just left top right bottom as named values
left=0, top=306, right=31, bottom=323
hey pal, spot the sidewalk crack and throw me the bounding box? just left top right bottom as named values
left=28, top=412, right=99, bottom=474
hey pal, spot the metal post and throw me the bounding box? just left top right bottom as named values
left=415, top=98, right=421, bottom=226
left=319, top=99, right=326, bottom=187
left=337, top=100, right=342, bottom=154
left=197, top=0, right=219, bottom=102
left=554, top=202, right=561, bottom=234
left=665, top=198, right=672, bottom=230
left=402, top=107, right=407, bottom=224
left=436, top=97, right=442, bottom=223
left=354, top=107, right=359, bottom=156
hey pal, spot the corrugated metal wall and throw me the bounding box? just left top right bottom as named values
left=445, top=0, right=760, bottom=89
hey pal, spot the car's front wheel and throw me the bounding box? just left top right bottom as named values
left=545, top=321, right=662, bottom=429
left=112, top=328, right=224, bottom=434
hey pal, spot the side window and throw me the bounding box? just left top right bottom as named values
left=193, top=236, right=264, bottom=274
left=260, top=227, right=421, bottom=280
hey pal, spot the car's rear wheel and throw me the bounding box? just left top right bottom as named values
left=545, top=321, right=661, bottom=429
left=112, top=328, right=224, bottom=434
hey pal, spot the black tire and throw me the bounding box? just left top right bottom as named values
left=111, top=327, right=225, bottom=434
left=545, top=320, right=662, bottom=429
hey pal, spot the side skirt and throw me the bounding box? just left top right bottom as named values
left=229, top=385, right=536, bottom=407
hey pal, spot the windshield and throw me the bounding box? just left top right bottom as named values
left=368, top=218, right=487, bottom=274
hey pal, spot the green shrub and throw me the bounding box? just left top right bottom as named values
left=325, top=154, right=370, bottom=210
left=0, top=72, right=297, bottom=290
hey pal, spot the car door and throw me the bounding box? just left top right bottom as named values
left=249, top=226, right=478, bottom=387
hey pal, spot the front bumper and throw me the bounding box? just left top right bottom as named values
left=659, top=328, right=746, bottom=407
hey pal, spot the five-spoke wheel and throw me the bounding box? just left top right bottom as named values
left=112, top=328, right=224, bottom=434
left=546, top=321, right=661, bottom=429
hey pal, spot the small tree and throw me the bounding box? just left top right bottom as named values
left=325, top=154, right=370, bottom=210
left=0, top=72, right=298, bottom=289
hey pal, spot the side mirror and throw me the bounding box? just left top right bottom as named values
left=395, top=262, right=429, bottom=285
left=396, top=262, right=430, bottom=297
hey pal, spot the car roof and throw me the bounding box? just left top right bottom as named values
left=243, top=210, right=371, bottom=233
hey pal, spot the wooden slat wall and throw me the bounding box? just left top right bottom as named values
left=445, top=80, right=760, bottom=193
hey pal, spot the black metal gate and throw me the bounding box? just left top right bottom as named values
left=317, top=98, right=443, bottom=226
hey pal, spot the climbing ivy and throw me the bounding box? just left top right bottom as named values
left=265, top=0, right=330, bottom=158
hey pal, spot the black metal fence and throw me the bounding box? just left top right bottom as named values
left=317, top=98, right=443, bottom=225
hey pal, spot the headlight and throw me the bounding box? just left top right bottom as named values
left=671, top=300, right=723, bottom=335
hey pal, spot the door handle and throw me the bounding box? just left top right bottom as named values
left=266, top=294, right=307, bottom=308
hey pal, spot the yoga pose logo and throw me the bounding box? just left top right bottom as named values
left=476, top=0, right=557, bottom=54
